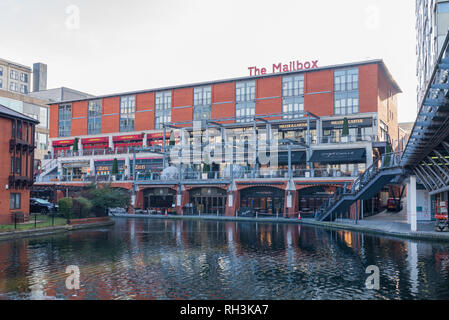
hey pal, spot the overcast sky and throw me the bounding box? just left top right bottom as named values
left=0, top=0, right=417, bottom=122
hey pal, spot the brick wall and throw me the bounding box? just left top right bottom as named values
left=0, top=117, right=31, bottom=224
left=102, top=97, right=120, bottom=134
left=135, top=92, right=155, bottom=131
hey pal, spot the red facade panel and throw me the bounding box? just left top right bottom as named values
left=212, top=82, right=235, bottom=103
left=256, top=76, right=282, bottom=99
left=255, top=98, right=282, bottom=118
left=304, top=92, right=334, bottom=116
left=173, top=88, right=193, bottom=107
left=305, top=70, right=333, bottom=93
left=102, top=97, right=120, bottom=134
left=49, top=104, right=59, bottom=138
left=71, top=101, right=88, bottom=136
left=359, top=64, right=378, bottom=113
left=135, top=92, right=155, bottom=131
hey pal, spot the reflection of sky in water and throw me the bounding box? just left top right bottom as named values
left=0, top=218, right=449, bottom=299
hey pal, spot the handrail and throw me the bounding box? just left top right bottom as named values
left=317, top=151, right=403, bottom=220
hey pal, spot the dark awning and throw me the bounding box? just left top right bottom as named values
left=277, top=151, right=306, bottom=165
left=309, top=148, right=366, bottom=164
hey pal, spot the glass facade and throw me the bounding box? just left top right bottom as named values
left=282, top=75, right=305, bottom=119
left=155, top=91, right=171, bottom=129
left=334, top=68, right=359, bottom=115
left=193, top=86, right=211, bottom=122
left=236, top=80, right=255, bottom=123
left=120, top=95, right=135, bottom=132
left=58, top=104, right=71, bottom=137
left=88, top=99, right=102, bottom=134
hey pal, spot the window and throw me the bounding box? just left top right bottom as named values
left=334, top=68, right=359, bottom=115
left=0, top=79, right=2, bottom=89
left=10, top=193, right=21, bottom=209
left=11, top=156, right=21, bottom=174
left=38, top=107, right=48, bottom=129
left=58, top=104, right=72, bottom=137
left=9, top=82, right=18, bottom=92
left=155, top=91, right=171, bottom=129
left=236, top=81, right=255, bottom=123
left=193, top=86, right=211, bottom=122
left=438, top=2, right=449, bottom=13
left=0, top=66, right=3, bottom=77
left=283, top=75, right=305, bottom=119
left=10, top=70, right=18, bottom=80
left=20, top=73, right=28, bottom=83
left=38, top=133, right=48, bottom=150
left=120, top=95, right=135, bottom=132
left=88, top=99, right=102, bottom=134
left=335, top=91, right=359, bottom=115
left=20, top=84, right=28, bottom=94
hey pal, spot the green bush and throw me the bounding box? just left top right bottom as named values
left=82, top=184, right=130, bottom=217
left=72, top=197, right=93, bottom=218
left=58, top=197, right=73, bottom=220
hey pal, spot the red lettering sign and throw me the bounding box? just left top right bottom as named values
left=248, top=60, right=318, bottom=76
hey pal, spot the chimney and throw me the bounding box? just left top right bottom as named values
left=33, top=62, right=47, bottom=92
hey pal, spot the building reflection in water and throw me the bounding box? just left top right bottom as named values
left=0, top=218, right=449, bottom=299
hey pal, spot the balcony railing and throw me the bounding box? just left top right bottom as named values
left=40, top=167, right=358, bottom=184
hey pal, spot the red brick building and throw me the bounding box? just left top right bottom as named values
left=0, top=104, right=38, bottom=224
left=36, top=59, right=401, bottom=219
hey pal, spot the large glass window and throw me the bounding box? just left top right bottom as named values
left=155, top=91, right=171, bottom=129
left=193, top=86, right=211, bottom=122
left=282, top=74, right=305, bottom=119
left=120, top=95, right=135, bottom=132
left=236, top=81, right=255, bottom=123
left=334, top=68, right=359, bottom=115
left=58, top=104, right=71, bottom=137
left=88, top=99, right=102, bottom=134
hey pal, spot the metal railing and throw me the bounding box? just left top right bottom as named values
left=40, top=166, right=360, bottom=184
left=317, top=151, right=403, bottom=218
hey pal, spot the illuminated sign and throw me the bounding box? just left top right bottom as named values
left=248, top=60, right=319, bottom=76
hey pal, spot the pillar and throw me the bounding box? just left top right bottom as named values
left=225, top=191, right=239, bottom=217
left=109, top=135, right=114, bottom=151
left=406, top=181, right=411, bottom=224
left=410, top=175, right=417, bottom=232
left=284, top=190, right=298, bottom=218
left=89, top=158, right=95, bottom=176
left=125, top=157, right=130, bottom=178
left=143, top=133, right=147, bottom=147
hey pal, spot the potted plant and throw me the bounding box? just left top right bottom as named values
left=341, top=117, right=349, bottom=142
left=111, top=158, right=118, bottom=181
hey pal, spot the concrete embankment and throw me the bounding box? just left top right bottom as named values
left=0, top=219, right=115, bottom=242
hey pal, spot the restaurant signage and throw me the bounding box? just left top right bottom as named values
left=113, top=134, right=144, bottom=142
left=52, top=139, right=75, bottom=147
left=322, top=118, right=373, bottom=129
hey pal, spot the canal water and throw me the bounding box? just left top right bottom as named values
left=1, top=217, right=449, bottom=300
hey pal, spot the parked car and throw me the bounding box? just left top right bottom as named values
left=30, top=198, right=58, bottom=214
left=387, top=198, right=403, bottom=212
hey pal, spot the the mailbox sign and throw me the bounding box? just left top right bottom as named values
left=248, top=60, right=319, bottom=76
